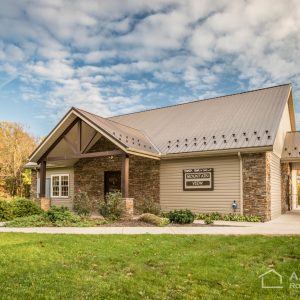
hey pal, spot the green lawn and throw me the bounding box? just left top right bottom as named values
left=0, top=234, right=299, bottom=299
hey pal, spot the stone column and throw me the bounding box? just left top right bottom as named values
left=122, top=198, right=134, bottom=219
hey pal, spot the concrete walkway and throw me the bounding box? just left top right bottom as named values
left=0, top=210, right=299, bottom=235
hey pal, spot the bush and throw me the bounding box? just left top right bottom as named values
left=73, top=192, right=93, bottom=216
left=99, top=192, right=124, bottom=220
left=0, top=200, right=13, bottom=221
left=138, top=213, right=170, bottom=227
left=166, top=209, right=195, bottom=224
left=45, top=206, right=81, bottom=225
left=6, top=215, right=51, bottom=227
left=11, top=198, right=42, bottom=218
left=204, top=217, right=214, bottom=225
left=197, top=212, right=262, bottom=222
left=136, top=198, right=161, bottom=215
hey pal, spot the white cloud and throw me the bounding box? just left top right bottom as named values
left=0, top=0, right=300, bottom=132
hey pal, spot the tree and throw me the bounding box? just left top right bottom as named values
left=0, top=122, right=37, bottom=197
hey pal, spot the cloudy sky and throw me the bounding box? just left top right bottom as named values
left=0, top=0, right=300, bottom=137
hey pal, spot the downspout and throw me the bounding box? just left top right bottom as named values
left=238, top=152, right=243, bottom=215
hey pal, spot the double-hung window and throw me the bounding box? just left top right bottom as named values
left=51, top=174, right=69, bottom=197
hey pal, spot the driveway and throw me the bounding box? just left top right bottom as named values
left=0, top=210, right=299, bottom=235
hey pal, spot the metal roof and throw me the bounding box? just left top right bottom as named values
left=111, top=84, right=292, bottom=155
left=75, top=108, right=160, bottom=155
left=282, top=131, right=300, bottom=161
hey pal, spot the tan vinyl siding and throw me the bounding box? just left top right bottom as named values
left=46, top=168, right=74, bottom=210
left=273, top=103, right=291, bottom=157
left=160, top=156, right=240, bottom=214
left=270, top=153, right=282, bottom=219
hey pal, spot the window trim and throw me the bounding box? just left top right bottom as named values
left=50, top=174, right=69, bottom=198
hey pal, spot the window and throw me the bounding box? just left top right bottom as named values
left=51, top=174, right=69, bottom=197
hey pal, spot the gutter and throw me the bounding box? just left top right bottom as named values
left=238, top=152, right=243, bottom=215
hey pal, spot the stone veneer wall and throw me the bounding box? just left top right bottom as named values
left=281, top=162, right=291, bottom=213
left=242, top=152, right=271, bottom=221
left=30, top=169, right=38, bottom=199
left=74, top=137, right=160, bottom=211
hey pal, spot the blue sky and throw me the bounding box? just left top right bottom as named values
left=0, top=0, right=300, bottom=138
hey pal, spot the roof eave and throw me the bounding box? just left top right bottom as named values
left=161, top=145, right=273, bottom=159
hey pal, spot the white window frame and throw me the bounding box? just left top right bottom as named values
left=50, top=174, right=69, bottom=198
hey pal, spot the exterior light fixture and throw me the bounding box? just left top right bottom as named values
left=232, top=200, right=238, bottom=212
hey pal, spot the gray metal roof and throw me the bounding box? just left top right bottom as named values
left=75, top=108, right=160, bottom=155
left=282, top=131, right=300, bottom=161
left=111, top=84, right=291, bottom=155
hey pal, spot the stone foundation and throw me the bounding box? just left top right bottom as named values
left=242, top=152, right=271, bottom=221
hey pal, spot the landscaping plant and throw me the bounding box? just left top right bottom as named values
left=165, top=209, right=195, bottom=224
left=99, top=192, right=124, bottom=220
left=138, top=213, right=170, bottom=226
left=73, top=191, right=93, bottom=216
left=197, top=212, right=262, bottom=222
left=11, top=198, right=42, bottom=218
left=0, top=199, right=13, bottom=221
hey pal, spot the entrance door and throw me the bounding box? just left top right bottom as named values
left=104, top=171, right=121, bottom=196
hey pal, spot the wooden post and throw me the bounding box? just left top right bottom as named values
left=121, top=154, right=129, bottom=198
left=77, top=119, right=82, bottom=153
left=39, top=158, right=46, bottom=198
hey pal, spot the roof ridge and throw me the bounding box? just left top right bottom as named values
left=110, top=83, right=291, bottom=118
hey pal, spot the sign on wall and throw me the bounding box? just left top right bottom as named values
left=183, top=168, right=214, bottom=191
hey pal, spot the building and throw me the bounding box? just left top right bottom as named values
left=27, top=83, right=300, bottom=220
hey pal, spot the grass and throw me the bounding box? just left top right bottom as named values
left=0, top=234, right=299, bottom=299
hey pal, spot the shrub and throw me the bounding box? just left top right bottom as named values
left=0, top=200, right=13, bottom=221
left=197, top=212, right=262, bottom=222
left=11, top=198, right=42, bottom=218
left=99, top=192, right=124, bottom=220
left=45, top=206, right=81, bottom=225
left=136, top=198, right=161, bottom=215
left=166, top=209, right=195, bottom=224
left=204, top=217, right=214, bottom=225
left=73, top=192, right=93, bottom=216
left=138, top=213, right=170, bottom=227
left=6, top=215, right=51, bottom=227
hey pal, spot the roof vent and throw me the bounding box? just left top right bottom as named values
left=265, top=130, right=269, bottom=134
left=234, top=139, right=237, bottom=142
left=185, top=138, right=188, bottom=142
left=224, top=140, right=227, bottom=143
left=177, top=139, right=179, bottom=142
left=203, top=137, right=206, bottom=140
left=194, top=137, right=197, bottom=141
left=119, top=138, right=121, bottom=141
left=126, top=136, right=128, bottom=139
left=232, top=133, right=236, bottom=137
left=295, top=147, right=297, bottom=150
left=213, top=136, right=216, bottom=139
left=257, top=137, right=260, bottom=140
left=194, top=143, right=197, bottom=146
left=268, top=135, right=271, bottom=139
left=168, top=140, right=171, bottom=143
left=285, top=147, right=287, bottom=151
left=138, top=143, right=140, bottom=146
left=149, top=146, right=152, bottom=149
left=204, top=141, right=207, bottom=145
left=185, top=143, right=188, bottom=147
left=132, top=137, right=134, bottom=140
left=289, top=152, right=291, bottom=156
left=144, top=145, right=146, bottom=148
left=254, top=131, right=257, bottom=135
left=246, top=138, right=249, bottom=141
left=167, top=145, right=170, bottom=148
left=243, top=132, right=246, bottom=136
left=222, top=135, right=225, bottom=138
left=176, top=144, right=179, bottom=147
left=214, top=140, right=216, bottom=144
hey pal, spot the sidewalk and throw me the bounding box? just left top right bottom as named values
left=0, top=211, right=299, bottom=235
